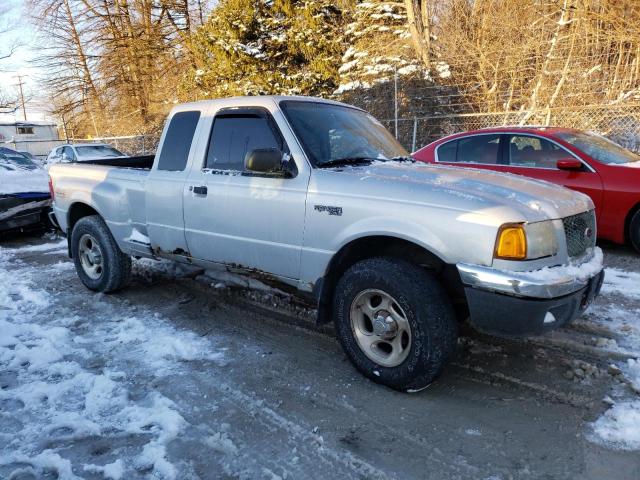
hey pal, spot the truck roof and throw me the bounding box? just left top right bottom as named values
left=173, top=95, right=356, bottom=112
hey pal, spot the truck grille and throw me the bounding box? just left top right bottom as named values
left=562, top=210, right=596, bottom=258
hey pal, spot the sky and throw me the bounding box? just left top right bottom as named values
left=0, top=0, right=52, bottom=123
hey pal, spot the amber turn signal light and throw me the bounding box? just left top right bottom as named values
left=495, top=224, right=527, bottom=260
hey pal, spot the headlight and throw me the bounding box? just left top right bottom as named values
left=525, top=220, right=558, bottom=259
left=494, top=221, right=558, bottom=260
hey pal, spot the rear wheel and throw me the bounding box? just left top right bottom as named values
left=333, top=257, right=457, bottom=391
left=71, top=215, right=131, bottom=292
left=630, top=210, right=640, bottom=254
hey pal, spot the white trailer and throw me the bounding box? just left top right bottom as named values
left=0, top=121, right=61, bottom=159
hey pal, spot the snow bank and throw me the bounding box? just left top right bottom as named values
left=107, top=315, right=223, bottom=369
left=0, top=168, right=49, bottom=194
left=587, top=360, right=640, bottom=451
left=625, top=359, right=640, bottom=392
left=5, top=238, right=67, bottom=253
left=84, top=459, right=124, bottom=480
left=591, top=401, right=640, bottom=450
left=601, top=268, right=640, bottom=299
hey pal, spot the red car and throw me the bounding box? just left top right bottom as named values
left=413, top=127, right=640, bottom=252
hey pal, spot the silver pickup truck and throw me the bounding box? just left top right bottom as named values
left=49, top=96, right=604, bottom=391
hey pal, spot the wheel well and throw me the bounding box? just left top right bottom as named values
left=66, top=203, right=100, bottom=257
left=68, top=203, right=100, bottom=234
left=315, top=236, right=458, bottom=324
left=624, top=201, right=640, bottom=243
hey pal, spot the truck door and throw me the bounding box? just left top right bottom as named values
left=145, top=109, right=204, bottom=256
left=183, top=106, right=310, bottom=280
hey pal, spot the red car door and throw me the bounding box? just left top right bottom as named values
left=501, top=133, right=604, bottom=217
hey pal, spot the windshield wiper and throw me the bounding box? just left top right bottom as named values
left=390, top=155, right=416, bottom=163
left=317, top=157, right=378, bottom=168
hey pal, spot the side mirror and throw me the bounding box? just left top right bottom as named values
left=556, top=158, right=583, bottom=171
left=245, top=148, right=283, bottom=173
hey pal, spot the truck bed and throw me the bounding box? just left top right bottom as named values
left=79, top=155, right=155, bottom=169
left=48, top=159, right=150, bottom=252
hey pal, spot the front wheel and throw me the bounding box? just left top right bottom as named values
left=71, top=215, right=132, bottom=293
left=630, top=210, right=640, bottom=254
left=333, top=257, right=457, bottom=392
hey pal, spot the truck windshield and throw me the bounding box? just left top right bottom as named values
left=280, top=101, right=408, bottom=167
left=556, top=131, right=640, bottom=165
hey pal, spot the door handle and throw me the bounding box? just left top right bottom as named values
left=192, top=186, right=208, bottom=195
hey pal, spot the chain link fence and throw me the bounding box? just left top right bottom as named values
left=339, top=74, right=640, bottom=153
left=378, top=104, right=640, bottom=153
left=69, top=134, right=161, bottom=156
left=91, top=105, right=640, bottom=157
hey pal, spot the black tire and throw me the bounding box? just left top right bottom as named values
left=71, top=215, right=132, bottom=293
left=333, top=257, right=457, bottom=392
left=630, top=210, right=640, bottom=254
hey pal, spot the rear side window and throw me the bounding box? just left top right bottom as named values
left=436, top=140, right=457, bottom=162
left=206, top=114, right=281, bottom=171
left=157, top=111, right=201, bottom=171
left=436, top=135, right=502, bottom=164
left=456, top=135, right=501, bottom=164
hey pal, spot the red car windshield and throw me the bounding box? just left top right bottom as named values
left=556, top=131, right=640, bottom=165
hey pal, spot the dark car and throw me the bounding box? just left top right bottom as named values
left=0, top=147, right=52, bottom=233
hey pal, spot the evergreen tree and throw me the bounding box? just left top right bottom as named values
left=336, top=1, right=423, bottom=95
left=183, top=0, right=352, bottom=98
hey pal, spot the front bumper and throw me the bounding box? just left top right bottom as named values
left=457, top=261, right=604, bottom=336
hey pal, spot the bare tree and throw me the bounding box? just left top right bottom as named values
left=433, top=0, right=640, bottom=115
left=405, top=0, right=431, bottom=69
left=0, top=4, right=20, bottom=63
left=26, top=0, right=211, bottom=137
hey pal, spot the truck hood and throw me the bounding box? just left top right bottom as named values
left=318, top=161, right=593, bottom=223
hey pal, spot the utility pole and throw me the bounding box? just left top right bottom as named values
left=15, top=75, right=27, bottom=121
left=394, top=69, right=399, bottom=139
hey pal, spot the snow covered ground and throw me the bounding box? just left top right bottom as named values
left=1, top=234, right=639, bottom=479
left=579, top=257, right=640, bottom=452
left=0, top=239, right=224, bottom=479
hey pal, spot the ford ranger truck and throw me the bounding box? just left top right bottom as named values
left=48, top=96, right=604, bottom=391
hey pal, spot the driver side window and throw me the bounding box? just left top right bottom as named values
left=205, top=111, right=284, bottom=171
left=508, top=135, right=565, bottom=169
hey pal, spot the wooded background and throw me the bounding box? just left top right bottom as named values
left=17, top=0, right=640, bottom=150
